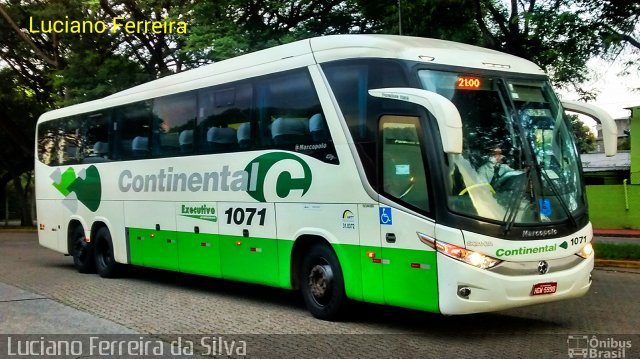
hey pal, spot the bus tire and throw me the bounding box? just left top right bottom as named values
left=94, top=227, right=119, bottom=278
left=300, top=243, right=346, bottom=320
left=70, top=225, right=95, bottom=273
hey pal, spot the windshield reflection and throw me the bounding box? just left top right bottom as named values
left=418, top=70, right=584, bottom=225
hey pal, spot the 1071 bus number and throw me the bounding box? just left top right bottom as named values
left=570, top=236, right=588, bottom=246
left=224, top=207, right=266, bottom=226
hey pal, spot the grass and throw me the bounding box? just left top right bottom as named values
left=594, top=243, right=640, bottom=260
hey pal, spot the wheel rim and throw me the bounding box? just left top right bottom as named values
left=307, top=259, right=334, bottom=306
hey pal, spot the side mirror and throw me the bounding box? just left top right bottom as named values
left=561, top=100, right=618, bottom=157
left=368, top=88, right=463, bottom=154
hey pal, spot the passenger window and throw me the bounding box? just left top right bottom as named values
left=37, top=117, right=84, bottom=165
left=380, top=115, right=430, bottom=212
left=256, top=70, right=338, bottom=164
left=322, top=59, right=411, bottom=179
left=37, top=121, right=57, bottom=165
left=82, top=112, right=110, bottom=163
left=152, top=92, right=196, bottom=156
left=115, top=101, right=152, bottom=160
left=198, top=84, right=252, bottom=153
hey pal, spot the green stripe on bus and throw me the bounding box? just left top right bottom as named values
left=379, top=247, right=439, bottom=312
left=127, top=227, right=438, bottom=312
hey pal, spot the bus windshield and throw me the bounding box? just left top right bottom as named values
left=418, top=70, right=584, bottom=226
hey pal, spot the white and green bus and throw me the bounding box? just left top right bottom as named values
left=35, top=35, right=618, bottom=319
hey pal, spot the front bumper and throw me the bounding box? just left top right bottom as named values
left=437, top=252, right=594, bottom=315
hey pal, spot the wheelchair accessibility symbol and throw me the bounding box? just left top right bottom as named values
left=379, top=207, right=393, bottom=225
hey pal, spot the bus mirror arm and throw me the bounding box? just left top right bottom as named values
left=561, top=100, right=618, bottom=157
left=368, top=88, right=463, bottom=154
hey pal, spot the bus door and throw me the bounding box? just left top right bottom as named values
left=378, top=208, right=438, bottom=311
left=175, top=202, right=221, bottom=277
left=377, top=115, right=439, bottom=312
left=218, top=202, right=278, bottom=286
left=125, top=201, right=178, bottom=271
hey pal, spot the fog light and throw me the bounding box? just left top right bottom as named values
left=458, top=286, right=471, bottom=298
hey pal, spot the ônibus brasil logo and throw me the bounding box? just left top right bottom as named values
left=51, top=165, right=102, bottom=212
left=114, top=152, right=312, bottom=202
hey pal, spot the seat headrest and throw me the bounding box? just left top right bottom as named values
left=93, top=141, right=108, bottom=155
left=237, top=122, right=251, bottom=141
left=308, top=114, right=326, bottom=132
left=207, top=127, right=237, bottom=144
left=179, top=129, right=194, bottom=145
left=271, top=118, right=308, bottom=138
left=132, top=136, right=149, bottom=151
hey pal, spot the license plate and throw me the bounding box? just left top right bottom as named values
left=531, top=282, right=557, bottom=296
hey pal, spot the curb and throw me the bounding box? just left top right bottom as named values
left=0, top=227, right=37, bottom=233
left=595, top=259, right=640, bottom=269
left=593, top=229, right=640, bottom=238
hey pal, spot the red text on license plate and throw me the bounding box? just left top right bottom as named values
left=531, top=282, right=557, bottom=296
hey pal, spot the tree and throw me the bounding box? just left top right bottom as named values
left=471, top=1, right=602, bottom=99
left=357, top=0, right=483, bottom=44
left=185, top=0, right=371, bottom=61
left=0, top=68, right=45, bottom=225
left=568, top=114, right=596, bottom=154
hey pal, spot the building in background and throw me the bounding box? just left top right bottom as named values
left=594, top=116, right=631, bottom=153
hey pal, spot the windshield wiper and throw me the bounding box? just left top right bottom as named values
left=502, top=166, right=531, bottom=235
left=538, top=165, right=577, bottom=228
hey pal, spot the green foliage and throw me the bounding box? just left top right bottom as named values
left=357, top=0, right=482, bottom=44
left=185, top=0, right=369, bottom=61
left=0, top=68, right=45, bottom=176
left=594, top=243, right=640, bottom=260
left=618, top=137, right=631, bottom=151
left=567, top=114, right=596, bottom=154
left=53, top=51, right=152, bottom=106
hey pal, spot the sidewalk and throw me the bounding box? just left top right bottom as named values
left=0, top=282, right=136, bottom=334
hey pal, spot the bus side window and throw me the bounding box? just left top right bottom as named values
left=37, top=121, right=57, bottom=166
left=197, top=83, right=252, bottom=153
left=152, top=92, right=196, bottom=157
left=82, top=112, right=111, bottom=163
left=42, top=116, right=83, bottom=165
left=256, top=70, right=338, bottom=164
left=116, top=101, right=152, bottom=160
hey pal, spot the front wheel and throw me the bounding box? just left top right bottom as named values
left=300, top=244, right=346, bottom=320
left=94, top=227, right=120, bottom=278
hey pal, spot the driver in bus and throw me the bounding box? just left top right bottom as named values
left=477, top=147, right=514, bottom=185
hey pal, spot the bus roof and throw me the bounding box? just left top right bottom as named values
left=38, top=34, right=545, bottom=123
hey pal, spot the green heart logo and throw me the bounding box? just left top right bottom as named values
left=52, top=165, right=102, bottom=212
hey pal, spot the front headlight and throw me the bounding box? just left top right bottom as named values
left=417, top=232, right=502, bottom=270
left=576, top=242, right=593, bottom=259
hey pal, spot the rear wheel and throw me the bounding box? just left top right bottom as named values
left=94, top=227, right=120, bottom=278
left=70, top=225, right=95, bottom=273
left=300, top=243, right=346, bottom=320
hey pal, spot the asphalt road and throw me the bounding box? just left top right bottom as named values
left=1, top=232, right=638, bottom=358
